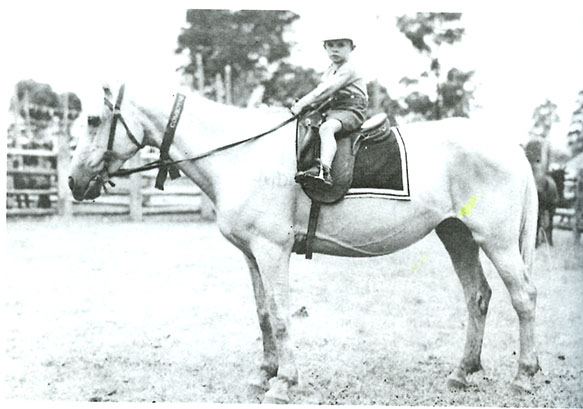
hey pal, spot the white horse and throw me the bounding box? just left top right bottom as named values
left=69, top=84, right=540, bottom=403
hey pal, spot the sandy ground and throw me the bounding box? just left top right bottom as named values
left=3, top=216, right=583, bottom=406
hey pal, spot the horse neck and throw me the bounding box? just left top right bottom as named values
left=136, top=98, right=297, bottom=205
left=530, top=162, right=546, bottom=182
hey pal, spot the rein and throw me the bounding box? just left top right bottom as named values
left=105, top=85, right=330, bottom=183
left=110, top=113, right=301, bottom=178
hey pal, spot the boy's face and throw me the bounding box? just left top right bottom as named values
left=323, top=39, right=354, bottom=64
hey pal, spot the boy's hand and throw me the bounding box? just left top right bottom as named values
left=289, top=104, right=302, bottom=115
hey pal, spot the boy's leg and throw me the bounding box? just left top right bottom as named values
left=319, top=119, right=342, bottom=168
left=294, top=118, right=342, bottom=188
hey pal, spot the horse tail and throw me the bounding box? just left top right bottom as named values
left=519, top=170, right=538, bottom=273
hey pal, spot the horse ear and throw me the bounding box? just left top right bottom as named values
left=102, top=83, right=113, bottom=99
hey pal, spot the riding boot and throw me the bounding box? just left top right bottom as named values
left=295, top=159, right=333, bottom=189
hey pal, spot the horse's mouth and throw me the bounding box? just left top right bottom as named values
left=84, top=178, right=103, bottom=200
left=71, top=175, right=104, bottom=201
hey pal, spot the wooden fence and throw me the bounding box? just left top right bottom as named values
left=6, top=145, right=214, bottom=221
left=7, top=53, right=229, bottom=221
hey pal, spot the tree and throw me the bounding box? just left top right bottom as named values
left=261, top=62, right=320, bottom=107
left=529, top=99, right=559, bottom=140
left=12, top=80, right=81, bottom=122
left=176, top=9, right=299, bottom=105
left=56, top=92, right=83, bottom=121
left=567, top=90, right=583, bottom=156
left=396, top=13, right=474, bottom=121
left=367, top=81, right=402, bottom=126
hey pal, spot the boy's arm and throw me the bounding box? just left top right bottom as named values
left=291, top=65, right=357, bottom=113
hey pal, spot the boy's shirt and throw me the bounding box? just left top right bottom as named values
left=294, top=61, right=368, bottom=111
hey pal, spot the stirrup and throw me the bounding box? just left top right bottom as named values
left=295, top=160, right=333, bottom=189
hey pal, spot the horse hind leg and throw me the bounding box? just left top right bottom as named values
left=548, top=209, right=555, bottom=246
left=480, top=239, right=540, bottom=392
left=244, top=254, right=279, bottom=391
left=436, top=218, right=492, bottom=389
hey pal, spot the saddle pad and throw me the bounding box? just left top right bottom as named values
left=346, top=127, right=410, bottom=200
left=297, top=119, right=410, bottom=203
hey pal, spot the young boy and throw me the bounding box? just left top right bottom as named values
left=291, top=33, right=368, bottom=188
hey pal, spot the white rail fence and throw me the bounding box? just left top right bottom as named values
left=7, top=145, right=214, bottom=221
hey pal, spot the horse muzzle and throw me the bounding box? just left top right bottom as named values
left=68, top=173, right=105, bottom=201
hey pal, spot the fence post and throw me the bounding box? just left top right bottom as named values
left=196, top=53, right=204, bottom=95
left=215, top=73, right=225, bottom=103
left=225, top=65, right=232, bottom=105
left=199, top=193, right=215, bottom=220
left=128, top=154, right=143, bottom=222
left=57, top=94, right=73, bottom=218
left=193, top=52, right=215, bottom=221
left=574, top=168, right=583, bottom=243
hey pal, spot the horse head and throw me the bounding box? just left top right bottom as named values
left=68, top=84, right=147, bottom=201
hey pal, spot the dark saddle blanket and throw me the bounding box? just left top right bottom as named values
left=296, top=112, right=410, bottom=203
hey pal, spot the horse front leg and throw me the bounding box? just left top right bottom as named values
left=251, top=237, right=297, bottom=404
left=244, top=254, right=278, bottom=391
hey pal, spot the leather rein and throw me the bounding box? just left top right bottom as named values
left=103, top=84, right=307, bottom=190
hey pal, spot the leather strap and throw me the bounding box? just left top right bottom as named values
left=104, top=85, right=144, bottom=151
left=155, top=93, right=186, bottom=190
left=305, top=201, right=321, bottom=259
left=106, top=84, right=125, bottom=151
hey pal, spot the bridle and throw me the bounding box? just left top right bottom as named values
left=88, top=84, right=145, bottom=189
left=103, top=84, right=145, bottom=167
left=95, top=84, right=324, bottom=189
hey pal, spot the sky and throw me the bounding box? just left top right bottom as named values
left=3, top=0, right=583, bottom=150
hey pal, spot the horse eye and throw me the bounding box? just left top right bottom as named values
left=88, top=116, right=101, bottom=127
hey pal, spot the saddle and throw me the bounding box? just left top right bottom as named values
left=295, top=111, right=410, bottom=258
left=296, top=111, right=404, bottom=203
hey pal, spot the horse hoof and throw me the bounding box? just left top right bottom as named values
left=262, top=393, right=289, bottom=405
left=262, top=378, right=290, bottom=404
left=248, top=369, right=274, bottom=392
left=447, top=369, right=469, bottom=390
left=447, top=377, right=469, bottom=390
left=248, top=379, right=269, bottom=393
left=511, top=377, right=533, bottom=394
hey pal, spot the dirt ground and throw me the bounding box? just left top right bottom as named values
left=3, top=216, right=583, bottom=406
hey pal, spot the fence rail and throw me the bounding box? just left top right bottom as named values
left=6, top=144, right=214, bottom=220
left=7, top=64, right=230, bottom=221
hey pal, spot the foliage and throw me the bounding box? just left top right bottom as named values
left=176, top=9, right=299, bottom=105
left=439, top=68, right=475, bottom=117
left=567, top=90, right=583, bottom=156
left=529, top=99, right=559, bottom=140
left=261, top=62, right=320, bottom=107
left=396, top=13, right=465, bottom=54
left=366, top=80, right=401, bottom=126
left=395, top=13, right=474, bottom=121
left=12, top=79, right=82, bottom=121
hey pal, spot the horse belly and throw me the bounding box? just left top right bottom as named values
left=294, top=196, right=440, bottom=257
